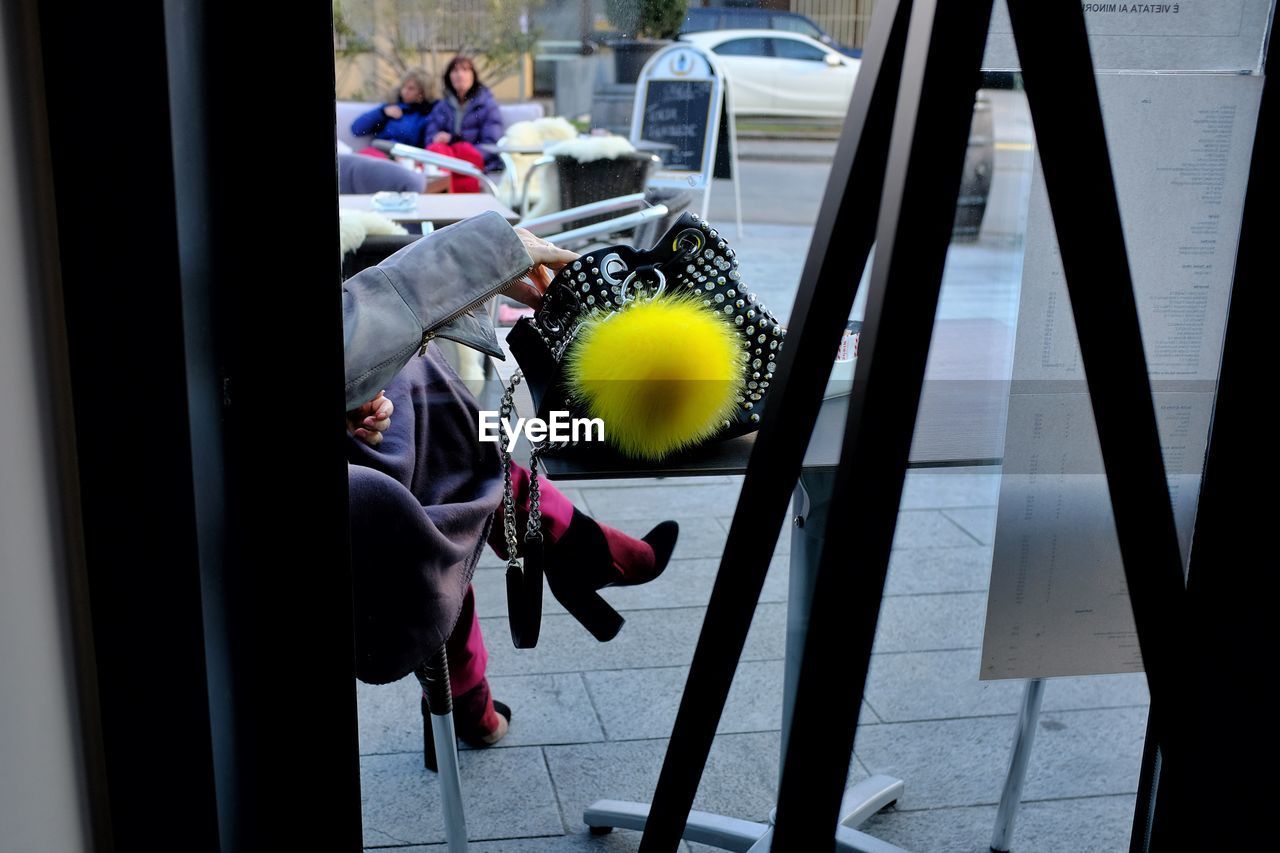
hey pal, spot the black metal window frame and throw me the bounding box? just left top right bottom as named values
left=12, top=0, right=1270, bottom=848
left=22, top=1, right=359, bottom=849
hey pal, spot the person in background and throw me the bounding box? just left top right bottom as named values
left=351, top=70, right=436, bottom=156
left=342, top=216, right=679, bottom=760
left=421, top=56, right=505, bottom=192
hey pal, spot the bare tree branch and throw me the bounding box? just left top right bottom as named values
left=334, top=0, right=543, bottom=96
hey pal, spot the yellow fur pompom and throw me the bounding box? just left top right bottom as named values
left=565, top=295, right=746, bottom=460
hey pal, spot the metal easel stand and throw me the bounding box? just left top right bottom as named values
left=766, top=0, right=1000, bottom=843
left=585, top=0, right=1195, bottom=845
left=696, top=127, right=745, bottom=241
left=767, top=0, right=1192, bottom=846
left=989, top=678, right=1045, bottom=853
left=584, top=799, right=905, bottom=853
left=589, top=1, right=918, bottom=849
left=416, top=649, right=469, bottom=853
left=690, top=49, right=743, bottom=240
left=583, top=476, right=907, bottom=853
left=720, top=75, right=745, bottom=240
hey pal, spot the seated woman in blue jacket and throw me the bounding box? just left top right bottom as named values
left=421, top=56, right=505, bottom=192
left=350, top=70, right=436, bottom=156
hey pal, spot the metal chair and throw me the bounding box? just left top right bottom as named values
left=416, top=651, right=469, bottom=853
left=373, top=140, right=669, bottom=250
left=493, top=118, right=579, bottom=217
left=373, top=140, right=502, bottom=195
left=524, top=149, right=695, bottom=249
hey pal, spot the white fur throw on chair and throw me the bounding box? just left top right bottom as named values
left=544, top=134, right=637, bottom=163
left=497, top=117, right=578, bottom=218
left=338, top=209, right=408, bottom=256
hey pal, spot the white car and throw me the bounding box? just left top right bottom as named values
left=679, top=30, right=860, bottom=119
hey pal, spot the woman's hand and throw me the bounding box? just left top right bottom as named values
left=383, top=104, right=404, bottom=119
left=516, top=228, right=579, bottom=268
left=432, top=131, right=452, bottom=145
left=503, top=229, right=580, bottom=310
left=346, top=390, right=394, bottom=448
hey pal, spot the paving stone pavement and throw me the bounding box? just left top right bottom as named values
left=359, top=470, right=1148, bottom=851
left=358, top=228, right=1148, bottom=850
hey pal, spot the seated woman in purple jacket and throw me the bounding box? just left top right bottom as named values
left=350, top=70, right=436, bottom=155
left=421, top=56, right=505, bottom=192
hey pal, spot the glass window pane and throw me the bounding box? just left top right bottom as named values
left=772, top=39, right=828, bottom=62
left=682, top=10, right=717, bottom=33
left=713, top=38, right=770, bottom=58
left=721, top=11, right=758, bottom=30
left=338, top=2, right=1273, bottom=850
left=771, top=14, right=822, bottom=38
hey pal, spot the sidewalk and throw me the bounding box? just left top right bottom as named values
left=359, top=465, right=1147, bottom=851
left=357, top=226, right=1149, bottom=851
left=734, top=137, right=838, bottom=163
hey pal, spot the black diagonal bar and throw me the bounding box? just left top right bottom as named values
left=770, top=0, right=995, bottom=847
left=1005, top=0, right=1190, bottom=764
left=1136, top=11, right=1276, bottom=850
left=637, top=1, right=914, bottom=848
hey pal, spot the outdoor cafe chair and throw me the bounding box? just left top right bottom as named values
left=373, top=141, right=669, bottom=251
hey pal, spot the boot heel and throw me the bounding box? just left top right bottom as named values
left=551, top=583, right=625, bottom=642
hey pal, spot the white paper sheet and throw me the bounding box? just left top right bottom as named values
left=983, top=0, right=1272, bottom=73
left=980, top=72, right=1262, bottom=680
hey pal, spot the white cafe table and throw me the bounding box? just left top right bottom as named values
left=338, top=193, right=518, bottom=228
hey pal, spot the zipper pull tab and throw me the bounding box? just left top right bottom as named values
left=418, top=330, right=434, bottom=357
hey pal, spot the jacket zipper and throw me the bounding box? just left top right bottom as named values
left=417, top=264, right=534, bottom=356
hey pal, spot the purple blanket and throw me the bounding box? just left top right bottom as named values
left=346, top=346, right=503, bottom=684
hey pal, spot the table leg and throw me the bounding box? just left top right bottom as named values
left=990, top=678, right=1045, bottom=852
left=416, top=651, right=469, bottom=852
left=782, top=472, right=833, bottom=760
left=788, top=473, right=905, bottom=832
left=581, top=475, right=906, bottom=852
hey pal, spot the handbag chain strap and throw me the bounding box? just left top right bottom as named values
left=499, top=317, right=595, bottom=567
left=499, top=366, right=577, bottom=563
left=498, top=371, right=539, bottom=577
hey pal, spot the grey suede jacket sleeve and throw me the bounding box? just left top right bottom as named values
left=342, top=211, right=533, bottom=410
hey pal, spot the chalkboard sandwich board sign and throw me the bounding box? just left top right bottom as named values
left=641, top=80, right=714, bottom=173
left=631, top=44, right=726, bottom=191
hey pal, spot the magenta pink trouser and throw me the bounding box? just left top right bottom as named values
left=445, top=463, right=572, bottom=696
left=444, top=585, right=488, bottom=697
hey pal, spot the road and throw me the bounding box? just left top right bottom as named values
left=704, top=155, right=833, bottom=226
left=698, top=90, right=1031, bottom=235
left=680, top=134, right=1023, bottom=328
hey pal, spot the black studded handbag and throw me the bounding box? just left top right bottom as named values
left=506, top=212, right=785, bottom=450
left=496, top=213, right=785, bottom=649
